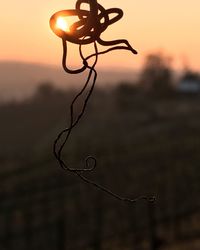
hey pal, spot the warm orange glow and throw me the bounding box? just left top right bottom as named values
left=1, top=1, right=200, bottom=70
left=56, top=17, right=70, bottom=32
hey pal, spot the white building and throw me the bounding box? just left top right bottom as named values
left=177, top=71, right=200, bottom=93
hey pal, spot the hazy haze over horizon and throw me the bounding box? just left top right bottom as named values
left=0, top=61, right=138, bottom=102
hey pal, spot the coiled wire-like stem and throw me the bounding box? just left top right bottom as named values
left=51, top=0, right=155, bottom=203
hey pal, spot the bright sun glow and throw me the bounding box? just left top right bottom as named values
left=56, top=17, right=70, bottom=32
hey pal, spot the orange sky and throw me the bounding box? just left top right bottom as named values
left=0, top=0, right=200, bottom=71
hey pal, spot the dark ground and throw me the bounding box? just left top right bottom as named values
left=0, top=82, right=200, bottom=249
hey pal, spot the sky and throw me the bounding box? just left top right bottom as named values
left=0, top=0, right=200, bottom=71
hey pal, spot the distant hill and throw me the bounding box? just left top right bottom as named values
left=0, top=61, right=137, bottom=102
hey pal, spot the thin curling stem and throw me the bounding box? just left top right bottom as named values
left=62, top=39, right=86, bottom=74
left=51, top=0, right=155, bottom=204
left=54, top=41, right=98, bottom=172
left=54, top=39, right=155, bottom=204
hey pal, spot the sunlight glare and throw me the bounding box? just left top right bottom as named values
left=56, top=17, right=70, bottom=32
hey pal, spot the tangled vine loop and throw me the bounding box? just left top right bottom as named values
left=50, top=0, right=155, bottom=203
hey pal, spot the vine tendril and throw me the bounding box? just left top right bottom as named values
left=50, top=0, right=155, bottom=203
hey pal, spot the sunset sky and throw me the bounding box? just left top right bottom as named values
left=1, top=0, right=200, bottom=71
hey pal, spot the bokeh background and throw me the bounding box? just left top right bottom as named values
left=0, top=1, right=200, bottom=249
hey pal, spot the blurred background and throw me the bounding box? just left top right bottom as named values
left=0, top=1, right=200, bottom=250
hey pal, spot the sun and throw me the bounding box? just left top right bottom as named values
left=56, top=17, right=70, bottom=32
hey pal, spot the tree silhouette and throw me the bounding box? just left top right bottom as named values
left=139, top=53, right=173, bottom=93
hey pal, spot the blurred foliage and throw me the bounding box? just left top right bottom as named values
left=139, top=53, right=173, bottom=93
